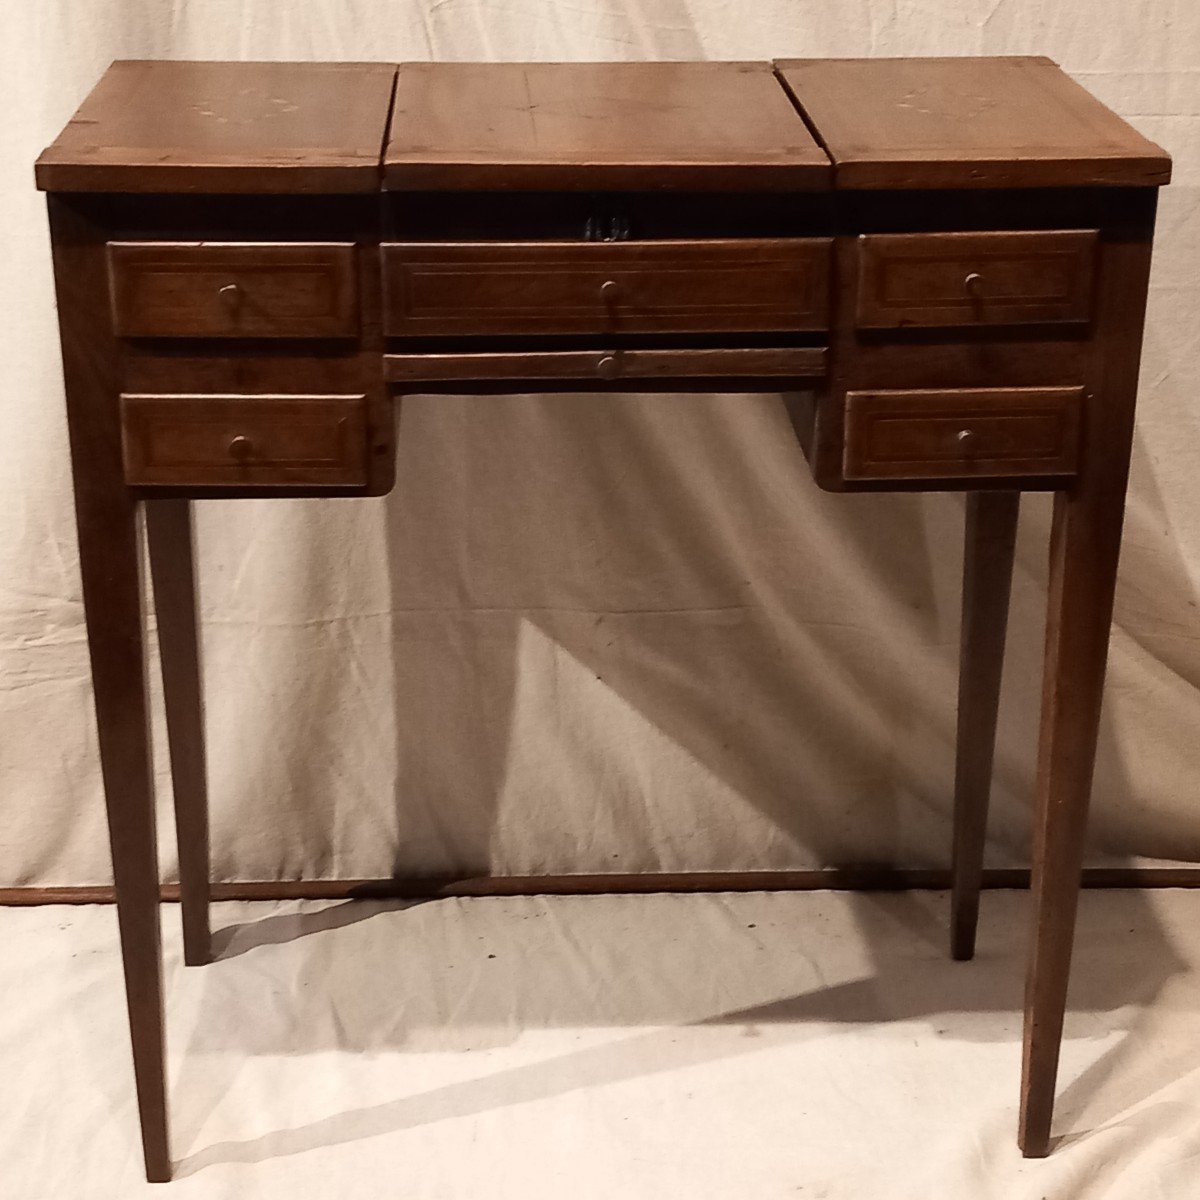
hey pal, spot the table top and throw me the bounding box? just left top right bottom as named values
left=385, top=61, right=831, bottom=191
left=36, top=57, right=1170, bottom=195
left=776, top=56, right=1171, bottom=190
left=34, top=59, right=398, bottom=193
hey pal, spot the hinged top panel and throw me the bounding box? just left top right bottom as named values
left=776, top=56, right=1171, bottom=190
left=36, top=60, right=398, bottom=194
left=37, top=58, right=1171, bottom=196
left=384, top=61, right=832, bottom=191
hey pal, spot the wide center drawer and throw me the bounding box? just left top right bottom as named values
left=121, top=393, right=369, bottom=488
left=108, top=242, right=360, bottom=338
left=856, top=230, right=1097, bottom=329
left=382, top=238, right=831, bottom=336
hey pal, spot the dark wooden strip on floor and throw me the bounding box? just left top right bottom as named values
left=5, top=866, right=1200, bottom=906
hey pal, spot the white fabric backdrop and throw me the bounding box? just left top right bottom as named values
left=2, top=2, right=1198, bottom=887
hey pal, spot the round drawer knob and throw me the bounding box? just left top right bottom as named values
left=956, top=428, right=976, bottom=445
left=228, top=434, right=254, bottom=460
left=963, top=271, right=983, bottom=295
left=596, top=354, right=619, bottom=380
left=600, top=279, right=620, bottom=301
left=218, top=282, right=242, bottom=306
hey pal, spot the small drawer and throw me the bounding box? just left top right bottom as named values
left=856, top=231, right=1097, bottom=330
left=843, top=387, right=1083, bottom=482
left=121, top=394, right=369, bottom=488
left=382, top=238, right=831, bottom=337
left=108, top=242, right=359, bottom=338
left=384, top=346, right=827, bottom=385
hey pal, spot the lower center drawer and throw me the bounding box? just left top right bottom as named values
left=120, top=393, right=369, bottom=488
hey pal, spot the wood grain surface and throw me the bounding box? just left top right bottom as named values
left=841, top=386, right=1083, bottom=483
left=35, top=58, right=1172, bottom=1179
left=108, top=241, right=360, bottom=338
left=382, top=238, right=831, bottom=335
left=385, top=61, right=832, bottom=190
left=776, top=56, right=1171, bottom=189
left=121, top=393, right=370, bottom=488
left=855, top=230, right=1098, bottom=330
left=36, top=60, right=398, bottom=193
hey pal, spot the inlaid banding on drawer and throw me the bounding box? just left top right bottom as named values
left=856, top=230, right=1097, bottom=329
left=382, top=238, right=831, bottom=336
left=385, top=346, right=827, bottom=383
left=120, top=394, right=369, bottom=488
left=108, top=242, right=359, bottom=338
left=843, top=386, right=1083, bottom=482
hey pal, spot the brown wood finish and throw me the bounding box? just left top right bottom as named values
left=382, top=239, right=831, bottom=336
left=856, top=231, right=1098, bottom=330
left=951, top=491, right=1020, bottom=961
left=829, top=339, right=1092, bottom=394
left=108, top=242, right=360, bottom=339
left=385, top=347, right=827, bottom=385
left=842, top=387, right=1082, bottom=483
left=48, top=194, right=171, bottom=1182
left=807, top=221, right=1095, bottom=493
left=37, top=59, right=1170, bottom=1180
left=1020, top=201, right=1158, bottom=1157
left=386, top=61, right=831, bottom=191
left=776, top=56, right=1172, bottom=190
left=121, top=394, right=371, bottom=489
left=792, top=338, right=1093, bottom=492
left=121, top=350, right=378, bottom=394
left=144, top=500, right=211, bottom=967
left=36, top=60, right=398, bottom=194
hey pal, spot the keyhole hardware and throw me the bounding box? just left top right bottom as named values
left=584, top=210, right=632, bottom=242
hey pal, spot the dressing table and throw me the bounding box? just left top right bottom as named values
left=36, top=57, right=1170, bottom=1180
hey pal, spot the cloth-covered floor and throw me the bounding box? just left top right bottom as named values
left=6, top=889, right=1200, bottom=1199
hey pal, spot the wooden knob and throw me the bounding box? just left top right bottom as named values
left=596, top=354, right=619, bottom=380
left=218, top=282, right=242, bottom=306
left=963, top=272, right=983, bottom=295
left=600, top=279, right=620, bottom=301
left=956, top=428, right=975, bottom=445
left=228, top=434, right=253, bottom=460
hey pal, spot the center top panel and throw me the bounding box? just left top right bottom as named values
left=383, top=61, right=832, bottom=192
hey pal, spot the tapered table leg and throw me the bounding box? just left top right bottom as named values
left=1019, top=488, right=1126, bottom=1156
left=50, top=195, right=172, bottom=1182
left=146, top=499, right=211, bottom=967
left=951, top=491, right=1020, bottom=960
left=1015, top=200, right=1156, bottom=1157
left=81, top=502, right=172, bottom=1182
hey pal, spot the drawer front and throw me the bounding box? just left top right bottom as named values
left=121, top=394, right=369, bottom=487
left=843, top=387, right=1083, bottom=482
left=856, top=231, right=1097, bottom=329
left=385, top=346, right=827, bottom=384
left=382, top=238, right=831, bottom=336
left=109, top=242, right=359, bottom=338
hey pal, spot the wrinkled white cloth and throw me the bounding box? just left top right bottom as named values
left=5, top=890, right=1200, bottom=1199
left=2, top=3, right=1199, bottom=888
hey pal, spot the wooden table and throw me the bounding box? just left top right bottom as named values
left=37, top=58, right=1171, bottom=1182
